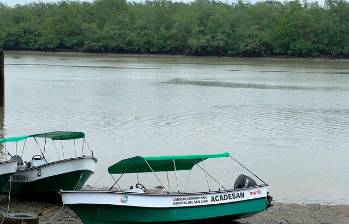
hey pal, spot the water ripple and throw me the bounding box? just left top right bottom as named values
left=165, top=78, right=347, bottom=91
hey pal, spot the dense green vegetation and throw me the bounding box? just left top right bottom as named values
left=0, top=0, right=348, bottom=57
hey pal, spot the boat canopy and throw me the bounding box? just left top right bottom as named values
left=32, top=131, right=85, bottom=140
left=108, top=152, right=230, bottom=174
left=0, top=131, right=85, bottom=143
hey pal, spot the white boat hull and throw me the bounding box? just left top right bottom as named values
left=4, top=156, right=96, bottom=198
left=61, top=186, right=269, bottom=223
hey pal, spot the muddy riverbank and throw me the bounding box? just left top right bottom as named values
left=1, top=195, right=348, bottom=224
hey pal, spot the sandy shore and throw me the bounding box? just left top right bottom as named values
left=1, top=195, right=348, bottom=224
left=0, top=195, right=349, bottom=224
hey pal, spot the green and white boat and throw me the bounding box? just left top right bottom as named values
left=62, top=152, right=272, bottom=224
left=0, top=131, right=97, bottom=200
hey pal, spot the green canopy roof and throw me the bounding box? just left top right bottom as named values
left=0, top=131, right=85, bottom=143
left=108, top=152, right=230, bottom=174
left=0, top=135, right=29, bottom=143
left=32, top=131, right=85, bottom=140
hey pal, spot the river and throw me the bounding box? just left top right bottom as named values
left=2, top=52, right=349, bottom=204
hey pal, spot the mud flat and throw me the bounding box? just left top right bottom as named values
left=0, top=195, right=348, bottom=224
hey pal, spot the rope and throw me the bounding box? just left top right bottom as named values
left=43, top=205, right=64, bottom=224
left=229, top=155, right=267, bottom=185
left=144, top=159, right=169, bottom=193
left=196, top=164, right=227, bottom=190
left=74, top=173, right=84, bottom=190
left=91, top=172, right=106, bottom=187
left=84, top=140, right=94, bottom=156
left=203, top=161, right=210, bottom=191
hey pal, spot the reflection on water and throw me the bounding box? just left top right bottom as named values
left=2, top=52, right=349, bottom=204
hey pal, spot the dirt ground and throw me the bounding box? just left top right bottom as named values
left=1, top=195, right=348, bottom=224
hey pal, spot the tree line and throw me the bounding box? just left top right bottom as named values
left=0, top=0, right=348, bottom=57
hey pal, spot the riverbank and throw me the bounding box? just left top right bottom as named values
left=5, top=50, right=349, bottom=62
left=1, top=195, right=348, bottom=224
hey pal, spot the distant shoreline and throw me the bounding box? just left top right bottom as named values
left=5, top=50, right=349, bottom=62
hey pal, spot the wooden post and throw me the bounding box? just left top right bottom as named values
left=0, top=50, right=4, bottom=107
left=0, top=50, right=4, bottom=159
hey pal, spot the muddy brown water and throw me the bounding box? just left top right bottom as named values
left=1, top=52, right=349, bottom=205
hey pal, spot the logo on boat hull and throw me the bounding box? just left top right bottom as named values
left=250, top=189, right=261, bottom=196
left=120, top=195, right=128, bottom=204
left=211, top=192, right=244, bottom=202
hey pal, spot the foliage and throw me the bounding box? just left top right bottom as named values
left=0, top=0, right=348, bottom=57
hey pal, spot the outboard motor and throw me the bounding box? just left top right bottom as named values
left=234, top=174, right=257, bottom=189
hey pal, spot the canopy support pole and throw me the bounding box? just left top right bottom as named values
left=184, top=169, right=192, bottom=192
left=84, top=139, right=94, bottom=156
left=74, top=139, right=76, bottom=158
left=81, top=138, right=85, bottom=155
left=203, top=161, right=210, bottom=191
left=196, top=164, right=226, bottom=190
left=20, top=139, right=27, bottom=158
left=52, top=140, right=61, bottom=160
left=229, top=155, right=267, bottom=185
left=33, top=137, right=48, bottom=163
left=219, top=157, right=229, bottom=191
left=60, top=140, right=65, bottom=159
left=43, top=138, right=47, bottom=153
left=166, top=171, right=171, bottom=193
left=173, top=159, right=180, bottom=193
left=144, top=159, right=169, bottom=193
left=4, top=143, right=7, bottom=160
left=109, top=173, right=124, bottom=190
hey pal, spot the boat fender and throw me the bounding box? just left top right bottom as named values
left=234, top=174, right=257, bottom=189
